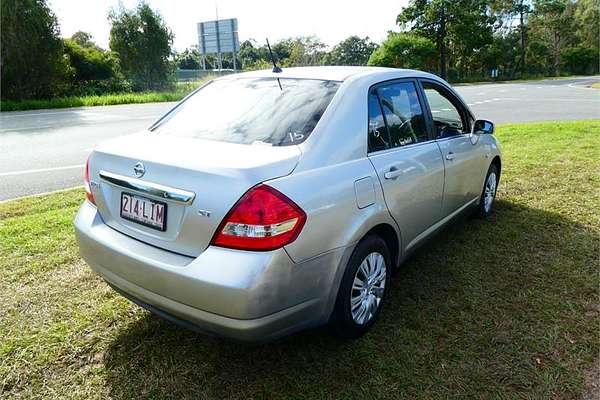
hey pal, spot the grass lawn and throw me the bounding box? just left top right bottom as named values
left=0, top=80, right=210, bottom=112
left=591, top=82, right=600, bottom=89
left=1, top=120, right=599, bottom=399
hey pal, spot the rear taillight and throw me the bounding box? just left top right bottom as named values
left=84, top=156, right=96, bottom=205
left=211, top=184, right=306, bottom=251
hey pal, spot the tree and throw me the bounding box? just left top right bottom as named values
left=572, top=0, right=599, bottom=73
left=237, top=36, right=328, bottom=68
left=176, top=48, right=200, bottom=70
left=277, top=36, right=327, bottom=66
left=70, top=31, right=95, bottom=48
left=108, top=1, right=174, bottom=90
left=492, top=0, right=532, bottom=75
left=528, top=0, right=576, bottom=75
left=237, top=40, right=269, bottom=70
left=482, top=30, right=520, bottom=77
left=573, top=0, right=600, bottom=50
left=324, top=36, right=379, bottom=66
left=368, top=32, right=437, bottom=70
left=397, top=0, right=495, bottom=79
left=1, top=0, right=69, bottom=99
left=562, top=45, right=597, bottom=74
left=514, top=0, right=532, bottom=74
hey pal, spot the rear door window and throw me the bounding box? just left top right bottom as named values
left=368, top=91, right=389, bottom=152
left=375, top=82, right=428, bottom=149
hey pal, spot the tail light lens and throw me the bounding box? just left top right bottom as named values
left=84, top=156, right=96, bottom=205
left=211, top=184, right=306, bottom=251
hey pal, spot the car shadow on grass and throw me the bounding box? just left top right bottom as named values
left=102, top=199, right=599, bottom=399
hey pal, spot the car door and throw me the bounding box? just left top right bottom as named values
left=367, top=80, right=445, bottom=250
left=420, top=80, right=484, bottom=216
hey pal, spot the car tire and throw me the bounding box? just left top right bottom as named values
left=329, top=235, right=392, bottom=339
left=475, top=163, right=499, bottom=218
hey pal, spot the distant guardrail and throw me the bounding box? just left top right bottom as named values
left=176, top=69, right=237, bottom=82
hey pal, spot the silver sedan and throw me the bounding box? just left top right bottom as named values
left=75, top=66, right=501, bottom=342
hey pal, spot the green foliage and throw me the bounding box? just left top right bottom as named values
left=2, top=0, right=597, bottom=103
left=70, top=31, right=95, bottom=48
left=392, top=0, right=598, bottom=80
left=176, top=48, right=200, bottom=70
left=238, top=36, right=327, bottom=70
left=574, top=0, right=600, bottom=50
left=279, top=36, right=328, bottom=67
left=63, top=39, right=120, bottom=82
left=527, top=0, right=575, bottom=75
left=62, top=34, right=130, bottom=96
left=368, top=33, right=437, bottom=70
left=238, top=40, right=268, bottom=69
left=562, top=46, right=599, bottom=75
left=324, top=36, right=379, bottom=66
left=0, top=81, right=209, bottom=112
left=397, top=0, right=495, bottom=79
left=108, top=1, right=174, bottom=91
left=0, top=0, right=69, bottom=100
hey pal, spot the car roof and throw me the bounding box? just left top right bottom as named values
left=217, top=66, right=441, bottom=83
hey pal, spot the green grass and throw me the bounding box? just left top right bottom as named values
left=591, top=82, right=600, bottom=89
left=0, top=79, right=211, bottom=112
left=1, top=120, right=599, bottom=399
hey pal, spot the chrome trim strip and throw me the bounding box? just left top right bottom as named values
left=99, top=170, right=195, bottom=205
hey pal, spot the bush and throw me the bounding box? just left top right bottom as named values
left=562, top=46, right=599, bottom=75
left=63, top=39, right=121, bottom=82
left=368, top=33, right=436, bottom=71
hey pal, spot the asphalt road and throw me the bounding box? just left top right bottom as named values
left=1, top=76, right=598, bottom=201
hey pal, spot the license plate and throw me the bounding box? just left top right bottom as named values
left=120, top=192, right=167, bottom=231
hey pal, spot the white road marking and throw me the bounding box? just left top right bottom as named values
left=3, top=125, right=54, bottom=132
left=567, top=80, right=600, bottom=90
left=0, top=164, right=84, bottom=177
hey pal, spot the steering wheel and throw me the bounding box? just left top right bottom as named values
left=396, top=118, right=418, bottom=144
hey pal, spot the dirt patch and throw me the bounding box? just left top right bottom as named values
left=582, top=354, right=600, bottom=400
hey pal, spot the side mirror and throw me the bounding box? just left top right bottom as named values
left=472, top=119, right=494, bottom=135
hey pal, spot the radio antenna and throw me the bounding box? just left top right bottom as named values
left=266, top=38, right=282, bottom=73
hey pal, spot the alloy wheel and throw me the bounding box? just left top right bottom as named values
left=350, top=252, right=386, bottom=325
left=484, top=172, right=497, bottom=213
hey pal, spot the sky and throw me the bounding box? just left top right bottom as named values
left=48, top=0, right=408, bottom=51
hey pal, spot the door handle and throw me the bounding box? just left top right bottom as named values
left=384, top=167, right=403, bottom=180
left=445, top=152, right=455, bottom=161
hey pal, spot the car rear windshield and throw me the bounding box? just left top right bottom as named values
left=152, top=78, right=340, bottom=146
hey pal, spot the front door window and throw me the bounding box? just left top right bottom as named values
left=422, top=83, right=466, bottom=138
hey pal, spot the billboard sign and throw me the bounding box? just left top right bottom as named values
left=197, top=18, right=239, bottom=55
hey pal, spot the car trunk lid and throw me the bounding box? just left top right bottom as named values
left=88, top=132, right=301, bottom=257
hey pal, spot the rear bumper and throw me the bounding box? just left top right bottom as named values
left=74, top=201, right=348, bottom=342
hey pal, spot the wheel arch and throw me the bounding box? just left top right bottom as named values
left=491, top=155, right=501, bottom=180
left=363, top=223, right=401, bottom=268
